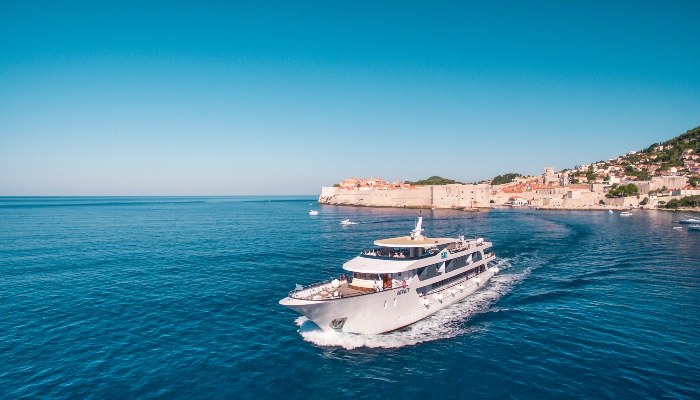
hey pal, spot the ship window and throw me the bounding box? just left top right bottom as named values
left=384, top=301, right=387, bottom=308
left=394, top=298, right=397, bottom=306
left=473, top=252, right=483, bottom=262
left=352, top=272, right=380, bottom=280
left=419, top=264, right=438, bottom=280
left=444, top=259, right=453, bottom=273
left=426, top=271, right=470, bottom=292
left=446, top=257, right=467, bottom=273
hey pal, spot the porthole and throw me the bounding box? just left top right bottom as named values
left=384, top=301, right=387, bottom=308
left=394, top=298, right=397, bottom=306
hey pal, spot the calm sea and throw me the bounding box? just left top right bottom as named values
left=1, top=197, right=698, bottom=399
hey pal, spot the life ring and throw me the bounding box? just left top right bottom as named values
left=402, top=280, right=406, bottom=288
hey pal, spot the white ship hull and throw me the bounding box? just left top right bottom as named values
left=280, top=263, right=496, bottom=335
left=281, top=217, right=498, bottom=335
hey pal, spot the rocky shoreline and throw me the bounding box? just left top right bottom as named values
left=317, top=197, right=482, bottom=211
left=535, top=206, right=629, bottom=211
left=656, top=207, right=700, bottom=213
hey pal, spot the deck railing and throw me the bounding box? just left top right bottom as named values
left=289, top=279, right=334, bottom=300
left=360, top=240, right=491, bottom=258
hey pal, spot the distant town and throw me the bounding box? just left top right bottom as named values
left=319, top=125, right=700, bottom=210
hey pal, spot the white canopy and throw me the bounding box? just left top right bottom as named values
left=342, top=256, right=417, bottom=274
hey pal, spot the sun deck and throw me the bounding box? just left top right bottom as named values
left=374, top=236, right=455, bottom=247
left=360, top=238, right=489, bottom=259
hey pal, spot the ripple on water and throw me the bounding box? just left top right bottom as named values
left=1, top=200, right=699, bottom=399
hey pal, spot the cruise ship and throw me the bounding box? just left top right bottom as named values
left=279, top=217, right=498, bottom=334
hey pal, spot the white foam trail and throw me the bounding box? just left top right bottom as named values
left=296, top=258, right=528, bottom=350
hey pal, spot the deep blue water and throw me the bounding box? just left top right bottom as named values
left=1, top=197, right=699, bottom=399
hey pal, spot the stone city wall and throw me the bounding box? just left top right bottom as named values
left=318, top=184, right=491, bottom=209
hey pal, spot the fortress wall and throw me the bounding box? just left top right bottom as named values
left=318, top=186, right=432, bottom=208
left=651, top=176, right=688, bottom=191
left=383, top=188, right=433, bottom=208
left=320, top=186, right=338, bottom=197
left=562, top=192, right=600, bottom=207
left=318, top=184, right=491, bottom=209
left=606, top=197, right=641, bottom=207
left=431, top=185, right=459, bottom=208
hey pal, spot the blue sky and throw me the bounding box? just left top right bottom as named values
left=1, top=1, right=699, bottom=195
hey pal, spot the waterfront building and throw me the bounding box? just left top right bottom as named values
left=672, top=186, right=700, bottom=196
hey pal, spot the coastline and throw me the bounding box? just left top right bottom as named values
left=316, top=200, right=483, bottom=211
left=535, top=206, right=625, bottom=211
left=656, top=207, right=700, bottom=213
left=318, top=200, right=700, bottom=213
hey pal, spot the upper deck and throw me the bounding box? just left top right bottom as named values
left=345, top=238, right=491, bottom=273
left=374, top=236, right=455, bottom=247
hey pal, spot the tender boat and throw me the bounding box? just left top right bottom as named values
left=689, top=224, right=700, bottom=231
left=340, top=219, right=356, bottom=225
left=673, top=226, right=683, bottom=230
left=309, top=210, right=319, bottom=215
left=679, top=217, right=700, bottom=224
left=280, top=217, right=498, bottom=335
left=620, top=211, right=632, bottom=216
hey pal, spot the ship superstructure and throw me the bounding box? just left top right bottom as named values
left=279, top=217, right=498, bottom=334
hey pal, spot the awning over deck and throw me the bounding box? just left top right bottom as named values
left=342, top=256, right=417, bottom=274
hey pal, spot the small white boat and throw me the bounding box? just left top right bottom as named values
left=608, top=210, right=613, bottom=213
left=679, top=217, right=700, bottom=224
left=309, top=210, right=319, bottom=215
left=620, top=211, right=632, bottom=217
left=340, top=219, right=356, bottom=225
left=689, top=224, right=700, bottom=231
left=673, top=226, right=683, bottom=230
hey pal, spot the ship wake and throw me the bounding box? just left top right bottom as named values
left=295, top=257, right=528, bottom=350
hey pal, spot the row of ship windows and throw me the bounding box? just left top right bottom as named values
left=352, top=251, right=488, bottom=282
left=416, top=251, right=483, bottom=281
left=421, top=265, right=487, bottom=294
left=352, top=272, right=381, bottom=281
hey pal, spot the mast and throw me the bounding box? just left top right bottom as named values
left=410, top=217, right=424, bottom=240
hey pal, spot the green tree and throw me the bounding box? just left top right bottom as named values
left=665, top=199, right=681, bottom=208
left=491, top=173, right=522, bottom=186
left=680, top=195, right=700, bottom=207
left=606, top=183, right=640, bottom=198
left=411, top=176, right=462, bottom=185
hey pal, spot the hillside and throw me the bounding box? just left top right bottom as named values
left=641, top=125, right=700, bottom=164
left=562, top=125, right=700, bottom=186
